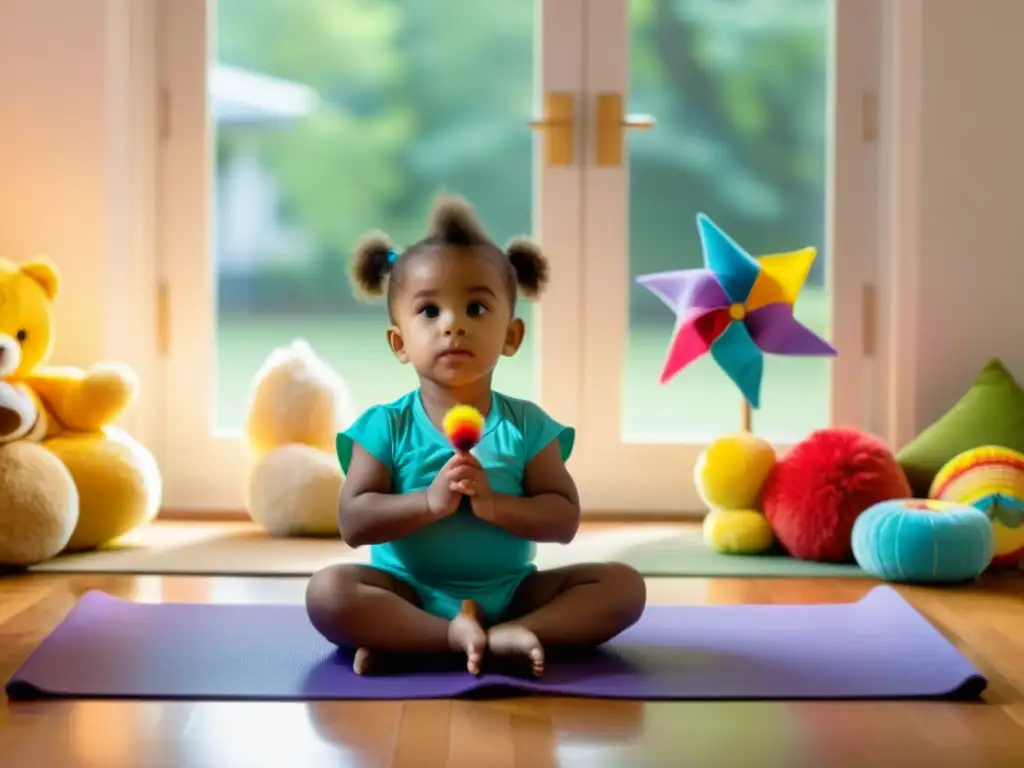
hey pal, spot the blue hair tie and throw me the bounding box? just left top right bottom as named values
left=387, top=248, right=400, bottom=265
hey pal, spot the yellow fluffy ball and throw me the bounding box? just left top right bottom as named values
left=695, top=432, right=777, bottom=511
left=702, top=508, right=775, bottom=555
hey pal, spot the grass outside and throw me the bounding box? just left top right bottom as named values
left=215, top=288, right=832, bottom=442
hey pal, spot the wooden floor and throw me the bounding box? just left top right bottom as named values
left=2, top=568, right=1024, bottom=766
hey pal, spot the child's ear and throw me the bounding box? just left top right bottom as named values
left=387, top=325, right=409, bottom=363
left=501, top=317, right=526, bottom=357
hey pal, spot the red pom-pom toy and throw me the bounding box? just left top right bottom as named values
left=761, top=427, right=912, bottom=562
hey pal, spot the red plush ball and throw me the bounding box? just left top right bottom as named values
left=762, top=427, right=912, bottom=563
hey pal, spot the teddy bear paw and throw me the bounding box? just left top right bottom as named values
left=73, top=363, right=140, bottom=427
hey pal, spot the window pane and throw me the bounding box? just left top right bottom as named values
left=211, top=0, right=536, bottom=431
left=626, top=0, right=832, bottom=441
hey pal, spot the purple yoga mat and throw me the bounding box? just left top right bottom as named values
left=5, top=586, right=986, bottom=702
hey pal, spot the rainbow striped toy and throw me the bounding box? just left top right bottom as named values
left=929, top=445, right=1024, bottom=568
left=442, top=404, right=484, bottom=453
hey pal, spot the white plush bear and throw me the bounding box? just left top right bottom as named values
left=244, top=339, right=355, bottom=538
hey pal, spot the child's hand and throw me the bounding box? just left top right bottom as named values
left=449, top=453, right=496, bottom=521
left=426, top=453, right=476, bottom=518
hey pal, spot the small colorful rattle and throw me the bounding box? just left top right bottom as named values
left=443, top=404, right=484, bottom=452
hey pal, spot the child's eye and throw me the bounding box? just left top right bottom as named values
left=419, top=304, right=440, bottom=319
left=467, top=301, right=488, bottom=318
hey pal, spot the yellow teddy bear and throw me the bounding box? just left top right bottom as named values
left=0, top=256, right=161, bottom=566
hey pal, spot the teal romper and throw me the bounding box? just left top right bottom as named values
left=336, top=389, right=575, bottom=623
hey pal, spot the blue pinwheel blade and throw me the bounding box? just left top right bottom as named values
left=709, top=321, right=764, bottom=409
left=696, top=214, right=761, bottom=304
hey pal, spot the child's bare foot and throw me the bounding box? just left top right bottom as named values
left=448, top=600, right=487, bottom=675
left=487, top=624, right=545, bottom=677
left=352, top=647, right=375, bottom=676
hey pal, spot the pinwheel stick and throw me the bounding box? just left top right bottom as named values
left=740, top=399, right=752, bottom=433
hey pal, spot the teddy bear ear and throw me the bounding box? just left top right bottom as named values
left=19, top=257, right=60, bottom=300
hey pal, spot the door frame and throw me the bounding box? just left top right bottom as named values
left=154, top=0, right=589, bottom=511
left=571, top=0, right=884, bottom=514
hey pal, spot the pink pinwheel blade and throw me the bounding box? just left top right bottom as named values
left=661, top=308, right=731, bottom=383
left=636, top=269, right=730, bottom=313
left=745, top=303, right=837, bottom=356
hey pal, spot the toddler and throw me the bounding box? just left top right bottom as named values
left=305, top=195, right=647, bottom=677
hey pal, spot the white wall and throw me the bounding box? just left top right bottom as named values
left=913, top=0, right=1024, bottom=429
left=1, top=0, right=1021, bottom=453
left=0, top=0, right=158, bottom=445
left=0, top=0, right=110, bottom=366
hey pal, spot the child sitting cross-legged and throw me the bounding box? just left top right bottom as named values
left=305, top=195, right=647, bottom=677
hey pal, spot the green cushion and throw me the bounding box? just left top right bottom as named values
left=897, top=359, right=1024, bottom=495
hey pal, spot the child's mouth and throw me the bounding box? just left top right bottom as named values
left=439, top=349, right=474, bottom=360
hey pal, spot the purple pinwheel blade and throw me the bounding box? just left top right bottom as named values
left=745, top=304, right=836, bottom=356
left=635, top=269, right=730, bottom=313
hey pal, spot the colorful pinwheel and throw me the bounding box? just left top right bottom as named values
left=636, top=213, right=837, bottom=409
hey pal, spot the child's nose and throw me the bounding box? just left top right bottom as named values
left=439, top=309, right=464, bottom=335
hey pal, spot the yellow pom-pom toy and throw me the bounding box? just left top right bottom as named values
left=443, top=404, right=485, bottom=452
left=702, top=509, right=775, bottom=555
left=694, top=432, right=777, bottom=511
left=695, top=432, right=778, bottom=556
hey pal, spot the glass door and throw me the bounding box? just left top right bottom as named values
left=157, top=0, right=587, bottom=509
left=574, top=0, right=881, bottom=512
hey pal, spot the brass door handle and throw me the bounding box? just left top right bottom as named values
left=595, top=92, right=656, bottom=166
left=529, top=92, right=575, bottom=166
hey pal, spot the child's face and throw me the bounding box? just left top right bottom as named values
left=387, top=248, right=524, bottom=388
